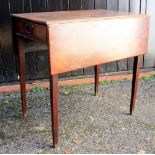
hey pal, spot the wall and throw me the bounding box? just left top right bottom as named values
left=0, top=0, right=154, bottom=83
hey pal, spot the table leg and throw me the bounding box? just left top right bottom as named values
left=95, top=65, right=100, bottom=96
left=17, top=37, right=28, bottom=118
left=130, top=55, right=141, bottom=115
left=50, top=75, right=59, bottom=148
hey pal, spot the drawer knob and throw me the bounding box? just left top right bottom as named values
left=24, top=23, right=34, bottom=34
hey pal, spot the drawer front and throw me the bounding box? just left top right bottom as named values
left=15, top=19, right=47, bottom=41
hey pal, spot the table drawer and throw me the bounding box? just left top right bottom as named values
left=15, top=19, right=47, bottom=41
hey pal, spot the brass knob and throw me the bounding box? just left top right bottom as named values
left=24, top=22, right=34, bottom=34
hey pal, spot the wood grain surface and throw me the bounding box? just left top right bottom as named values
left=12, top=9, right=146, bottom=25
left=46, top=12, right=149, bottom=74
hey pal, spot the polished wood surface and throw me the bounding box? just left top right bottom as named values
left=48, top=15, right=149, bottom=75
left=95, top=65, right=99, bottom=96
left=11, top=9, right=146, bottom=25
left=11, top=9, right=150, bottom=148
left=50, top=75, right=58, bottom=148
left=130, top=56, right=142, bottom=115
left=12, top=10, right=149, bottom=75
left=17, top=38, right=28, bottom=118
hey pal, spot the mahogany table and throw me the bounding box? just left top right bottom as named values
left=11, top=10, right=149, bottom=147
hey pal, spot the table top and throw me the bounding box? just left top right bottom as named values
left=12, top=9, right=149, bottom=75
left=11, top=9, right=147, bottom=25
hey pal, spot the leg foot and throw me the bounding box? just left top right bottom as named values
left=23, top=111, right=28, bottom=118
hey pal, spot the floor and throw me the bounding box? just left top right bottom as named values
left=0, top=78, right=155, bottom=153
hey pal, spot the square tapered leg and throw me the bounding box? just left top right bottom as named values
left=17, top=38, right=28, bottom=118
left=130, top=55, right=141, bottom=115
left=50, top=75, right=59, bottom=147
left=95, top=65, right=100, bottom=96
